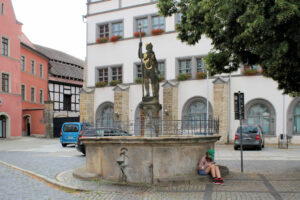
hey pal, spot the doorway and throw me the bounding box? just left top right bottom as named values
left=25, top=116, right=31, bottom=136
left=0, top=115, right=7, bottom=138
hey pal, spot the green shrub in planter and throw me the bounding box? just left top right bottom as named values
left=95, top=81, right=107, bottom=87
left=196, top=72, right=207, bottom=79
left=109, top=80, right=121, bottom=86
left=177, top=73, right=190, bottom=81
left=135, top=78, right=142, bottom=84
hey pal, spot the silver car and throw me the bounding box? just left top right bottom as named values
left=234, top=125, right=265, bottom=150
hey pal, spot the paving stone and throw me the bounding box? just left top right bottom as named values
left=280, top=193, right=300, bottom=200
left=270, top=181, right=300, bottom=192
left=212, top=192, right=275, bottom=200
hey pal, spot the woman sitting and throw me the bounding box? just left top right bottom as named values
left=198, top=149, right=224, bottom=185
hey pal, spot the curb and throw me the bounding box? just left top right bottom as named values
left=0, top=160, right=88, bottom=192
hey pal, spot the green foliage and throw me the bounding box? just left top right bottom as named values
left=109, top=80, right=121, bottom=86
left=242, top=68, right=258, bottom=76
left=95, top=81, right=107, bottom=87
left=196, top=72, right=207, bottom=79
left=135, top=78, right=142, bottom=84
left=177, top=73, right=190, bottom=81
left=157, top=0, right=300, bottom=94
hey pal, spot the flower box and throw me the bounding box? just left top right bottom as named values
left=134, top=31, right=145, bottom=38
left=110, top=35, right=122, bottom=42
left=196, top=72, right=207, bottom=79
left=135, top=78, right=142, bottom=84
left=159, top=76, right=164, bottom=82
left=243, top=68, right=258, bottom=76
left=151, top=28, right=164, bottom=35
left=177, top=73, right=191, bottom=81
left=96, top=37, right=108, bottom=44
left=95, top=81, right=107, bottom=87
left=109, top=80, right=121, bottom=86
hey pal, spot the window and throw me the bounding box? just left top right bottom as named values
left=197, top=58, right=205, bottom=72
left=98, top=68, right=108, bottom=83
left=1, top=73, right=9, bottom=92
left=158, top=61, right=165, bottom=79
left=31, top=60, right=35, bottom=74
left=1, top=3, right=4, bottom=16
left=112, top=67, right=122, bottom=82
left=112, top=22, right=123, bottom=36
left=152, top=15, right=165, bottom=30
left=179, top=59, right=191, bottom=74
left=31, top=88, right=35, bottom=102
left=21, top=85, right=25, bottom=101
left=177, top=12, right=182, bottom=24
left=136, top=64, right=142, bottom=78
left=21, top=56, right=26, bottom=71
left=294, top=102, right=300, bottom=134
left=39, top=90, right=43, bottom=104
left=39, top=64, right=43, bottom=78
left=136, top=18, right=148, bottom=34
left=1, top=37, right=8, bottom=56
left=63, top=94, right=71, bottom=111
left=98, top=24, right=109, bottom=38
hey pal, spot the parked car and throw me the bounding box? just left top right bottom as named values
left=234, top=125, right=265, bottom=150
left=60, top=122, right=91, bottom=147
left=76, top=128, right=132, bottom=155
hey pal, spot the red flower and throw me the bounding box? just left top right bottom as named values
left=110, top=35, right=122, bottom=42
left=96, top=37, right=108, bottom=44
left=151, top=28, right=164, bottom=35
left=134, top=31, right=145, bottom=38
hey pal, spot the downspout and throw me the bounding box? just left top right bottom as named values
left=227, top=73, right=232, bottom=144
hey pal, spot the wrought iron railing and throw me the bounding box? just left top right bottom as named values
left=92, top=118, right=219, bottom=137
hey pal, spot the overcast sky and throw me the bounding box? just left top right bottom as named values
left=11, top=0, right=86, bottom=60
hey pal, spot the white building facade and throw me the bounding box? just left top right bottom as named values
left=83, top=0, right=300, bottom=144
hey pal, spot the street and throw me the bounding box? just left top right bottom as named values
left=0, top=137, right=300, bottom=200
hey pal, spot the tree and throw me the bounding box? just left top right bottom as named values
left=157, top=0, right=300, bottom=94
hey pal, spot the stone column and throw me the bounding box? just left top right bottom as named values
left=113, top=85, right=130, bottom=131
left=43, top=101, right=54, bottom=138
left=213, top=77, right=229, bottom=144
left=80, top=88, right=95, bottom=125
left=162, top=81, right=179, bottom=135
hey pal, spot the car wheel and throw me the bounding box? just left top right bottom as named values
left=234, top=145, right=239, bottom=150
left=257, top=144, right=262, bottom=150
left=62, top=143, right=67, bottom=147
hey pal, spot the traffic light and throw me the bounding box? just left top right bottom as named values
left=234, top=92, right=245, bottom=120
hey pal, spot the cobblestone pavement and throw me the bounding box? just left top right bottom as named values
left=1, top=137, right=300, bottom=200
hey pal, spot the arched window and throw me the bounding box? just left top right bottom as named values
left=294, top=102, right=300, bottom=134
left=182, top=97, right=213, bottom=121
left=95, top=102, right=114, bottom=127
left=245, top=99, right=276, bottom=135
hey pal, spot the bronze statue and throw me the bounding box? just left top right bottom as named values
left=138, top=42, right=160, bottom=101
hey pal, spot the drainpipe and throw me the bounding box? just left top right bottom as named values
left=228, top=73, right=232, bottom=144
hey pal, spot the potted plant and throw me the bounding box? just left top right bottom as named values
left=95, top=81, right=107, bottom=87
left=96, top=37, right=108, bottom=44
left=159, top=75, right=164, bottom=82
left=109, top=80, right=121, bottom=86
left=134, top=31, right=145, bottom=38
left=135, top=77, right=142, bottom=84
left=196, top=72, right=207, bottom=79
left=151, top=28, right=164, bottom=35
left=110, top=35, right=122, bottom=42
left=177, top=73, right=191, bottom=81
left=243, top=68, right=258, bottom=76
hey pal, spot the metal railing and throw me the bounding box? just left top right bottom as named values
left=93, top=118, right=219, bottom=137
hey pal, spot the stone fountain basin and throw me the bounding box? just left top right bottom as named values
left=81, top=135, right=221, bottom=184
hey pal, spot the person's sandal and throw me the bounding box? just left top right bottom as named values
left=212, top=177, right=218, bottom=184
left=218, top=178, right=224, bottom=185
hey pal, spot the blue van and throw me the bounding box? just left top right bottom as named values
left=60, top=122, right=83, bottom=147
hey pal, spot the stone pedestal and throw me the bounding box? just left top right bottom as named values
left=43, top=101, right=54, bottom=138
left=80, top=88, right=95, bottom=125
left=213, top=77, right=229, bottom=144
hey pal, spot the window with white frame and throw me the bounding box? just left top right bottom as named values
left=152, top=15, right=164, bottom=30
left=39, top=64, right=43, bottom=78
left=98, top=24, right=109, bottom=38
left=158, top=61, right=165, bottom=79
left=112, top=66, right=122, bottom=82
left=179, top=59, right=191, bottom=74
left=196, top=58, right=205, bottom=72
left=112, top=22, right=123, bottom=37
left=136, top=17, right=148, bottom=34
left=1, top=73, right=9, bottom=92
left=98, top=68, right=108, bottom=83
left=31, top=60, right=35, bottom=74
left=21, top=85, right=25, bottom=101
left=21, top=56, right=26, bottom=71
left=1, top=3, right=4, bottom=15
left=136, top=64, right=142, bottom=79
left=31, top=87, right=35, bottom=102
left=177, top=12, right=182, bottom=24
left=1, top=37, right=8, bottom=56
left=39, top=90, right=43, bottom=104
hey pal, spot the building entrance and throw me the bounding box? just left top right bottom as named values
left=0, top=115, right=7, bottom=138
